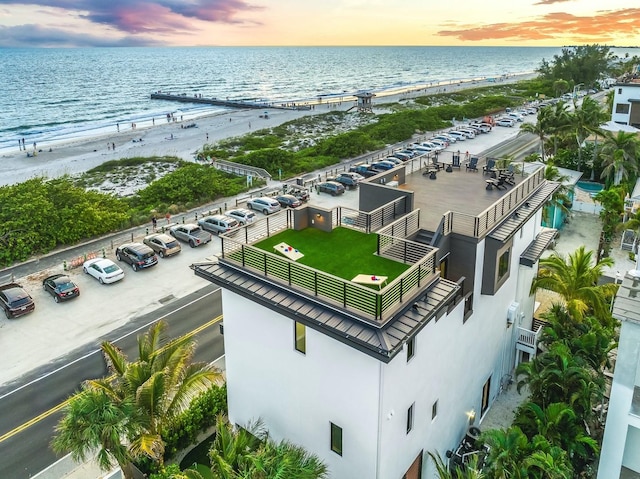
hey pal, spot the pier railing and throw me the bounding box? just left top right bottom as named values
left=212, top=159, right=272, bottom=180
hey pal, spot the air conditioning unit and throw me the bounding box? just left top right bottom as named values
left=507, top=302, right=520, bottom=325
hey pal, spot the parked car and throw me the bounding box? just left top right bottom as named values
left=331, top=174, right=359, bottom=188
left=390, top=152, right=411, bottom=161
left=496, top=118, right=515, bottom=127
left=143, top=233, right=182, bottom=258
left=42, top=274, right=80, bottom=303
left=169, top=223, right=213, bottom=247
left=432, top=135, right=453, bottom=145
left=275, top=194, right=303, bottom=208
left=349, top=164, right=378, bottom=177
left=226, top=208, right=257, bottom=225
left=369, top=160, right=396, bottom=172
left=0, top=283, right=35, bottom=318
left=116, top=242, right=158, bottom=271
left=447, top=131, right=467, bottom=141
left=469, top=122, right=492, bottom=132
left=429, top=139, right=449, bottom=149
left=247, top=197, right=282, bottom=215
left=399, top=149, right=417, bottom=158
left=288, top=188, right=311, bottom=203
left=383, top=157, right=402, bottom=165
left=456, top=128, right=476, bottom=138
left=198, top=214, right=241, bottom=234
left=83, top=258, right=125, bottom=284
left=338, top=172, right=365, bottom=183
left=505, top=112, right=524, bottom=122
left=318, top=181, right=345, bottom=196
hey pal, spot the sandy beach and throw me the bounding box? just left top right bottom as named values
left=0, top=73, right=536, bottom=187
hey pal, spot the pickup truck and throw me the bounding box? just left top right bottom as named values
left=349, top=164, right=377, bottom=178
left=169, top=223, right=213, bottom=248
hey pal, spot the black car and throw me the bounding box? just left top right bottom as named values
left=276, top=194, right=303, bottom=208
left=115, top=242, right=158, bottom=271
left=0, top=283, right=35, bottom=318
left=318, top=181, right=345, bottom=196
left=331, top=174, right=358, bottom=188
left=42, top=274, right=80, bottom=303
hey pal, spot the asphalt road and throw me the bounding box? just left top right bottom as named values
left=0, top=285, right=224, bottom=479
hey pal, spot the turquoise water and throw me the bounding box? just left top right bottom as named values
left=576, top=181, right=604, bottom=193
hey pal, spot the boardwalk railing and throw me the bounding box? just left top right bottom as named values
left=212, top=159, right=272, bottom=180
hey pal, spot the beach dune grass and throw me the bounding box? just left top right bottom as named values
left=253, top=227, right=409, bottom=283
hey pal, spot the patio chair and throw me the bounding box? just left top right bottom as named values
left=482, top=158, right=496, bottom=175
left=451, top=153, right=461, bottom=169
left=465, top=156, right=479, bottom=172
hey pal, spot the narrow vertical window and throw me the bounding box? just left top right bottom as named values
left=481, top=376, right=491, bottom=416
left=406, top=403, right=414, bottom=434
left=406, top=337, right=415, bottom=362
left=432, top=400, right=438, bottom=420
left=330, top=423, right=342, bottom=456
left=295, top=321, right=306, bottom=354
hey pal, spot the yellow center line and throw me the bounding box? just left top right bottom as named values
left=0, top=315, right=223, bottom=443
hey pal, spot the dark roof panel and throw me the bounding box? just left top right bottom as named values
left=520, top=228, right=558, bottom=267
left=192, top=261, right=459, bottom=362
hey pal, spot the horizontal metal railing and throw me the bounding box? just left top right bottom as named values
left=220, top=230, right=439, bottom=325
left=439, top=165, right=545, bottom=238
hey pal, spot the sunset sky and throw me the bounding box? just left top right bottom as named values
left=1, top=0, right=640, bottom=48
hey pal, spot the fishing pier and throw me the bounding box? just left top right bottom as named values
left=150, top=92, right=310, bottom=110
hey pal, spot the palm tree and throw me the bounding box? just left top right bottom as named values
left=53, top=321, right=223, bottom=477
left=545, top=102, right=571, bottom=157
left=523, top=435, right=573, bottom=479
left=569, top=96, right=607, bottom=172
left=530, top=246, right=616, bottom=321
left=600, top=130, right=640, bottom=185
left=480, top=427, right=531, bottom=479
left=520, top=109, right=552, bottom=162
left=52, top=388, right=141, bottom=479
left=428, top=451, right=485, bottom=479
left=209, top=414, right=265, bottom=479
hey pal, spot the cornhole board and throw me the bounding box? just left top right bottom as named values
left=274, top=242, right=304, bottom=261
left=352, top=274, right=388, bottom=290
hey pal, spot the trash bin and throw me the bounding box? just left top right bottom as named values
left=296, top=177, right=304, bottom=186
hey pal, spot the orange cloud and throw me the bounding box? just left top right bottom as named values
left=437, top=8, right=640, bottom=43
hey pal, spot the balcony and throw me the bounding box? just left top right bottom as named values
left=516, top=324, right=542, bottom=355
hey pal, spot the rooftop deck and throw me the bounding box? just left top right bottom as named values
left=404, top=161, right=545, bottom=235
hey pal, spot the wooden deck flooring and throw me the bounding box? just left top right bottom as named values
left=404, top=163, right=526, bottom=232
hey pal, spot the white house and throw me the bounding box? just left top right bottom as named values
left=597, top=271, right=640, bottom=479
left=611, top=81, right=640, bottom=128
left=194, top=160, right=558, bottom=478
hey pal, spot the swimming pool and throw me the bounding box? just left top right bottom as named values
left=576, top=181, right=604, bottom=193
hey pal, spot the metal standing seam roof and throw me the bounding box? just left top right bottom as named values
left=612, top=273, right=640, bottom=326
left=488, top=182, right=560, bottom=242
left=192, top=261, right=460, bottom=363
left=519, top=228, right=558, bottom=267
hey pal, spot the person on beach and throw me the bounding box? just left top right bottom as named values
left=117, top=123, right=120, bottom=132
left=112, top=142, right=115, bottom=150
left=206, top=133, right=209, bottom=141
left=18, top=140, right=22, bottom=151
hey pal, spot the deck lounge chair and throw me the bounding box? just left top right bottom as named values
left=482, top=158, right=496, bottom=175
left=466, top=157, right=479, bottom=172
left=451, top=154, right=461, bottom=169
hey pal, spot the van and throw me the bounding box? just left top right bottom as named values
left=198, top=214, right=240, bottom=235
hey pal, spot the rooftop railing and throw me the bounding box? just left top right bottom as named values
left=441, top=165, right=545, bottom=238
left=220, top=206, right=438, bottom=326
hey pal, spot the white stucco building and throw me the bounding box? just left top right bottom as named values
left=194, top=161, right=558, bottom=478
left=597, top=272, right=640, bottom=479
left=611, top=81, right=640, bottom=128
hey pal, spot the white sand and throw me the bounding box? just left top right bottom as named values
left=0, top=73, right=536, bottom=187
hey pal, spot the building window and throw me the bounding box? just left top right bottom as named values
left=463, top=292, right=474, bottom=322
left=295, top=322, right=306, bottom=354
left=616, top=103, right=630, bottom=114
left=439, top=256, right=448, bottom=279
left=330, top=423, right=342, bottom=456
left=407, top=403, right=415, bottom=434
left=481, top=377, right=491, bottom=416
left=432, top=400, right=438, bottom=420
left=497, top=248, right=510, bottom=282
left=407, top=337, right=415, bottom=362
left=618, top=88, right=622, bottom=94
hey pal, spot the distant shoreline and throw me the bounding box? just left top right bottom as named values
left=0, top=71, right=536, bottom=188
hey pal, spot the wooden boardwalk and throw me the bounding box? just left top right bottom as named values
left=150, top=92, right=309, bottom=111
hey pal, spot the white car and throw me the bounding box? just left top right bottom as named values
left=83, top=258, right=125, bottom=284
left=456, top=128, right=476, bottom=139
left=226, top=208, right=257, bottom=225
left=506, top=112, right=524, bottom=122
left=447, top=131, right=467, bottom=141
left=496, top=118, right=515, bottom=127
left=429, top=139, right=448, bottom=149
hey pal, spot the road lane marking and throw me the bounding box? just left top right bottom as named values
left=0, top=313, right=223, bottom=443
left=0, top=288, right=220, bottom=401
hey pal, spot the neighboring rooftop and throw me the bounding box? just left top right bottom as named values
left=613, top=272, right=640, bottom=325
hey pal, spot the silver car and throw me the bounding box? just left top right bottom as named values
left=226, top=208, right=257, bottom=225
left=247, top=197, right=281, bottom=215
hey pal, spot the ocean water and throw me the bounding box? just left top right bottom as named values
left=0, top=46, right=566, bottom=153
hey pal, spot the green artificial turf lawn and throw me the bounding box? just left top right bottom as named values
left=254, top=227, right=409, bottom=282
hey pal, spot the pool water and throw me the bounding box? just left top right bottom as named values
left=576, top=181, right=604, bottom=193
